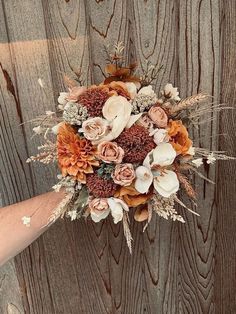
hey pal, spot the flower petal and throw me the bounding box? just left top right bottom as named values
left=108, top=197, right=129, bottom=224
left=152, top=143, right=176, bottom=166
left=91, top=209, right=110, bottom=223
left=135, top=166, right=153, bottom=193
left=154, top=170, right=179, bottom=197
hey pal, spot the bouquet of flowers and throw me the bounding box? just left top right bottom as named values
left=27, top=43, right=233, bottom=252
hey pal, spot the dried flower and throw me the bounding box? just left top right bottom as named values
left=150, top=128, right=169, bottom=145
left=79, top=86, right=111, bottom=117
left=154, top=170, right=179, bottom=198
left=168, top=120, right=192, bottom=155
left=63, top=102, right=88, bottom=125
left=207, top=153, right=216, bottom=164
left=137, top=114, right=154, bottom=130
left=125, top=82, right=137, bottom=99
left=107, top=197, right=129, bottom=224
left=131, top=93, right=157, bottom=114
left=149, top=194, right=185, bottom=223
left=67, top=210, right=78, bottom=221
left=135, top=165, right=153, bottom=194
left=102, top=95, right=132, bottom=141
left=89, top=198, right=110, bottom=223
left=112, top=163, right=135, bottom=186
left=161, top=83, right=180, bottom=101
left=116, top=125, right=155, bottom=163
left=57, top=123, right=99, bottom=183
left=82, top=117, right=109, bottom=144
left=108, top=81, right=131, bottom=99
left=87, top=173, right=118, bottom=198
left=114, top=185, right=152, bottom=207
left=148, top=106, right=168, bottom=128
left=58, top=92, right=68, bottom=106
left=33, top=125, right=43, bottom=135
left=97, top=141, right=124, bottom=164
left=192, top=158, right=203, bottom=168
left=67, top=86, right=87, bottom=102
left=21, top=216, right=31, bottom=227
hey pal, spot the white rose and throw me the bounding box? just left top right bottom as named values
left=107, top=198, right=129, bottom=224
left=154, top=170, right=179, bottom=197
left=82, top=117, right=109, bottom=144
left=89, top=198, right=110, bottom=223
left=58, top=92, right=68, bottom=106
left=162, top=83, right=180, bottom=101
left=138, top=85, right=156, bottom=97
left=125, top=82, right=137, bottom=99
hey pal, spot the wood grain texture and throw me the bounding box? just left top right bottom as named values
left=0, top=0, right=235, bottom=313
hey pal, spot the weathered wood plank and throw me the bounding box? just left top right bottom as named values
left=215, top=1, right=236, bottom=313
left=0, top=0, right=236, bottom=313
left=0, top=260, right=24, bottom=314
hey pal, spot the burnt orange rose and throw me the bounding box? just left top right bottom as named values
left=114, top=185, right=153, bottom=207
left=168, top=120, right=192, bottom=155
left=108, top=81, right=131, bottom=99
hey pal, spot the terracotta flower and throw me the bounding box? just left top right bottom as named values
left=112, top=163, right=135, bottom=186
left=57, top=123, right=99, bottom=183
left=97, top=141, right=124, bottom=164
left=114, top=185, right=153, bottom=208
left=108, top=81, right=131, bottom=99
left=148, top=106, right=168, bottom=128
left=168, top=120, right=192, bottom=155
left=104, top=63, right=140, bottom=85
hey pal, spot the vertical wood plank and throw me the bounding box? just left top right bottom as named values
left=215, top=1, right=236, bottom=312
left=0, top=0, right=235, bottom=313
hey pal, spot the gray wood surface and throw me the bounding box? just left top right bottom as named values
left=0, top=0, right=235, bottom=313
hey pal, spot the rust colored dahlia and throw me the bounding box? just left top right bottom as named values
left=57, top=123, right=99, bottom=183
left=116, top=125, right=155, bottom=163
left=78, top=86, right=111, bottom=117
left=86, top=173, right=118, bottom=198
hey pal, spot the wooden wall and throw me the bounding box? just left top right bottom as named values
left=0, top=0, right=235, bottom=313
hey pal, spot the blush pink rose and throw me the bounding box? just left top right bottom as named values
left=89, top=198, right=110, bottom=223
left=97, top=141, right=124, bottom=164
left=67, top=86, right=87, bottom=102
left=112, top=163, right=135, bottom=186
left=148, top=106, right=168, bottom=128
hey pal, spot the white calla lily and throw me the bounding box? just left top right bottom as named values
left=152, top=143, right=176, bottom=167
left=153, top=170, right=179, bottom=197
left=102, top=95, right=132, bottom=141
left=126, top=113, right=143, bottom=129
left=150, top=128, right=169, bottom=145
left=135, top=166, right=153, bottom=194
left=108, top=198, right=129, bottom=224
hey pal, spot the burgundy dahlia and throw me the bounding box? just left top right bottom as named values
left=116, top=125, right=155, bottom=164
left=86, top=173, right=118, bottom=198
left=78, top=86, right=110, bottom=117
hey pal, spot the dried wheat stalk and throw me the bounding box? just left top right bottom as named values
left=170, top=93, right=210, bottom=114
left=123, top=212, right=133, bottom=254
left=177, top=173, right=196, bottom=199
